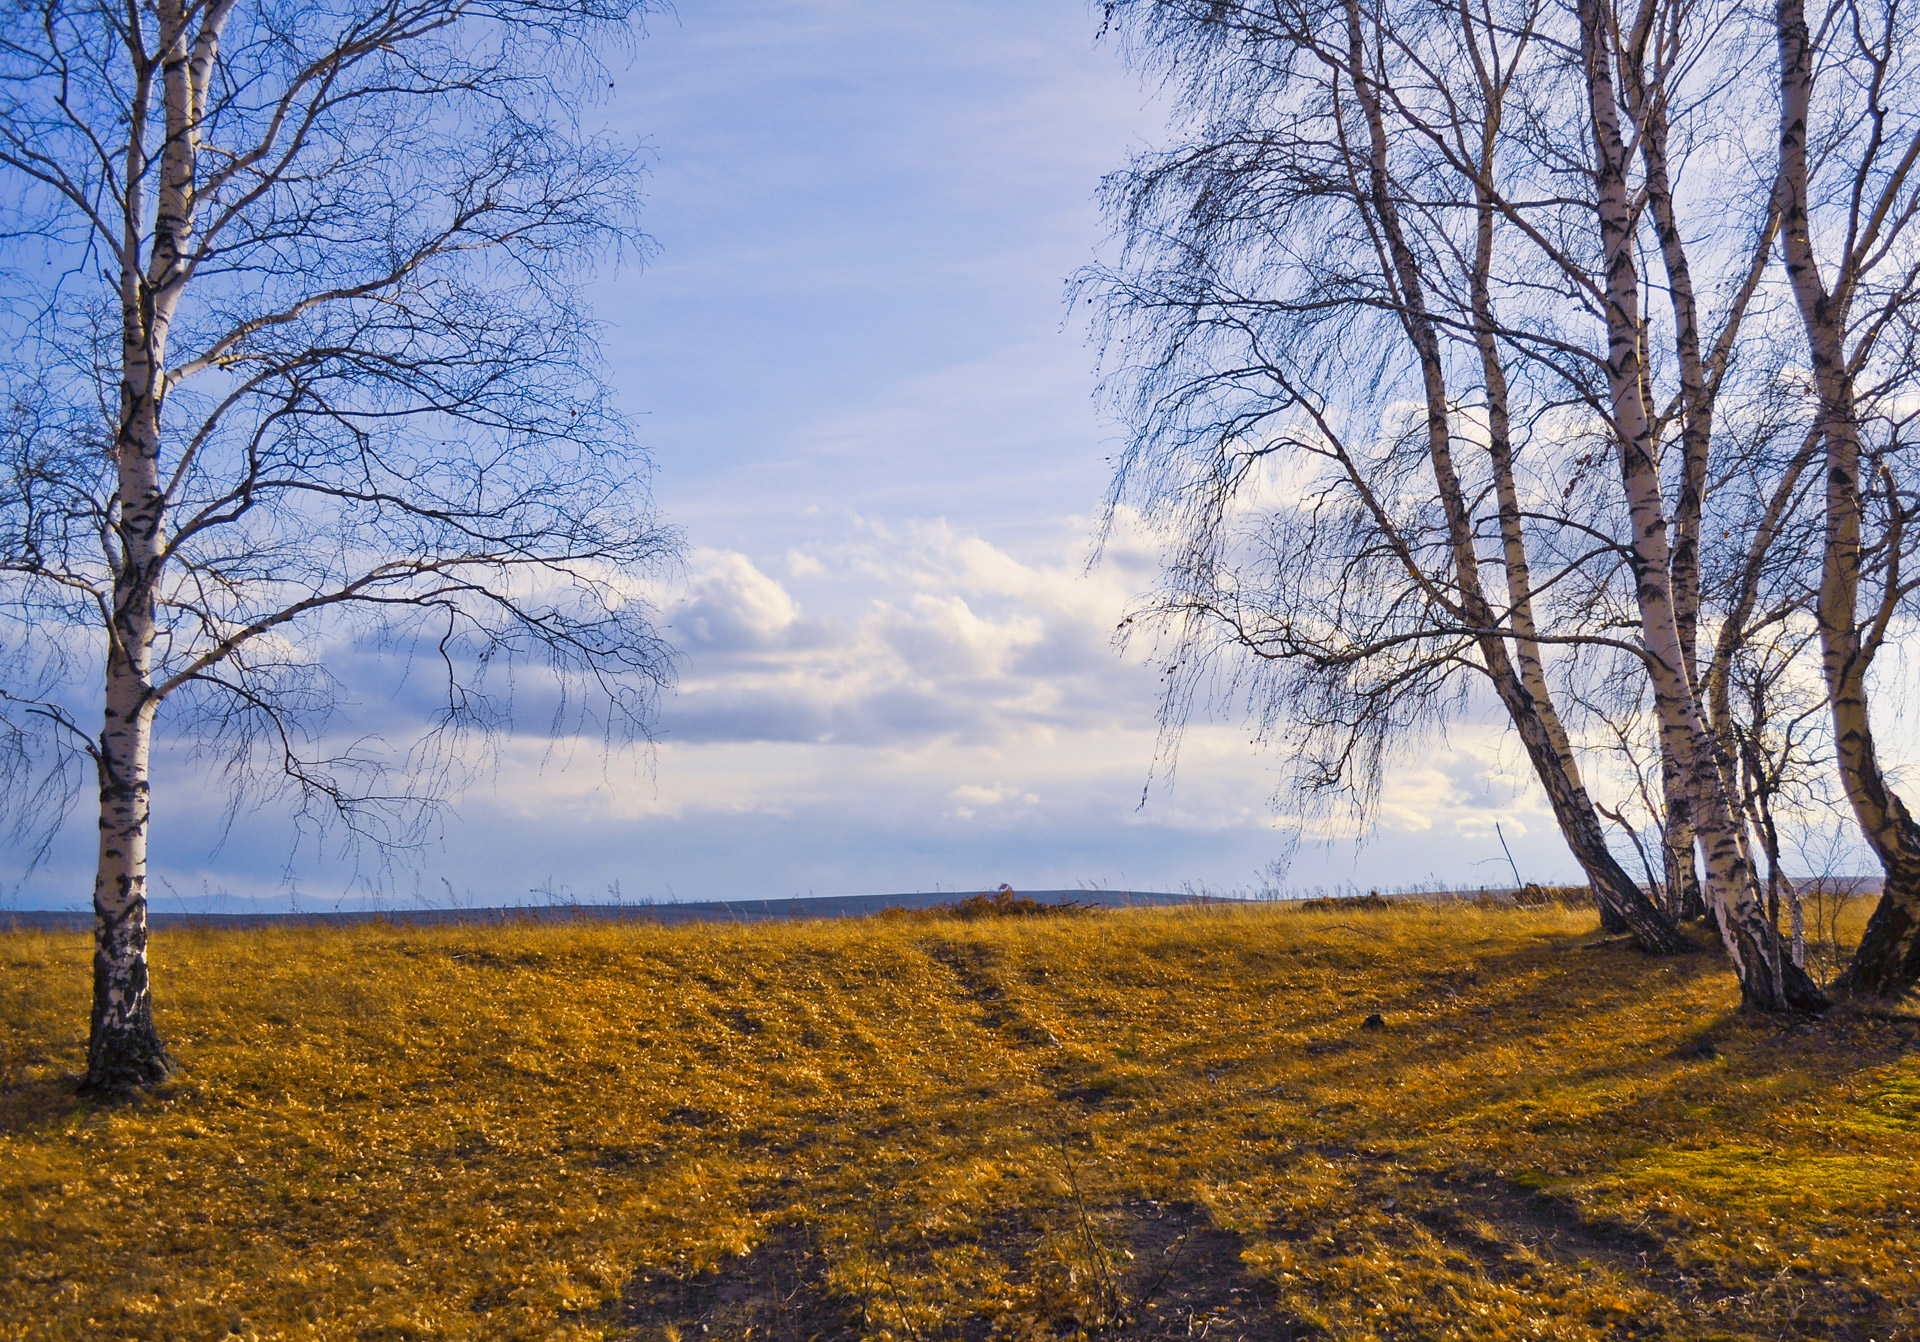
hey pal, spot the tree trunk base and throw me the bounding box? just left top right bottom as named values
left=1833, top=887, right=1920, bottom=1007
left=1621, top=910, right=1696, bottom=956
left=1576, top=855, right=1690, bottom=954
left=1738, top=955, right=1830, bottom=1016
left=1593, top=885, right=1694, bottom=955
left=80, top=1024, right=173, bottom=1100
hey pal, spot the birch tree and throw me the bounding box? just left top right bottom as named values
left=0, top=0, right=675, bottom=1095
left=1084, top=0, right=1690, bottom=956
left=1572, top=0, right=1822, bottom=1010
left=1773, top=0, right=1920, bottom=1004
left=1088, top=0, right=1834, bottom=1008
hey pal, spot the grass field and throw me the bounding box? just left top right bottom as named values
left=2, top=900, right=1917, bottom=1341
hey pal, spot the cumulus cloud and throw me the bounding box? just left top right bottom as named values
left=9, top=511, right=1593, bottom=911
left=675, top=550, right=801, bottom=651
left=947, top=781, right=1041, bottom=820
left=655, top=516, right=1157, bottom=750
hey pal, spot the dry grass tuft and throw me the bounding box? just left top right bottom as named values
left=2, top=901, right=1914, bottom=1340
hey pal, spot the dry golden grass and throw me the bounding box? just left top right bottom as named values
left=2, top=901, right=1916, bottom=1341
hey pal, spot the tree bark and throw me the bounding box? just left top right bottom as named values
left=1352, top=0, right=1688, bottom=953
left=1621, top=8, right=1711, bottom=700
left=85, top=658, right=169, bottom=1095
left=88, top=232, right=172, bottom=1091
left=86, top=228, right=174, bottom=1091
left=81, top=0, right=221, bottom=1094
left=1661, top=801, right=1705, bottom=920
left=1578, top=0, right=1824, bottom=1008
left=1775, top=0, right=1920, bottom=1005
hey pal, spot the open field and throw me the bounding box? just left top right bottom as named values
left=2, top=901, right=1916, bottom=1341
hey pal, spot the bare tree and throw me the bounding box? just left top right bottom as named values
left=1086, top=0, right=1840, bottom=1007
left=1085, top=0, right=1692, bottom=956
left=1773, top=0, right=1920, bottom=1004
left=0, top=0, right=676, bottom=1095
left=1573, top=0, right=1821, bottom=1010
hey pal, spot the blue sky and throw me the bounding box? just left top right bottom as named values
left=7, top=0, right=1589, bottom=911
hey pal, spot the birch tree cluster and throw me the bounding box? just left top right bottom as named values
left=1086, top=0, right=1920, bottom=1010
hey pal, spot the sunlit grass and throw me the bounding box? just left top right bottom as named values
left=1, top=901, right=1914, bottom=1339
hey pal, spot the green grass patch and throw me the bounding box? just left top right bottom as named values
left=1621, top=1144, right=1899, bottom=1209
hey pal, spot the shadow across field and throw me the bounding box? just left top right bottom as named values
left=0, top=1075, right=88, bottom=1137
left=621, top=1221, right=862, bottom=1341
left=1066, top=1198, right=1308, bottom=1342
left=619, top=1197, right=1310, bottom=1342
left=612, top=920, right=1917, bottom=1342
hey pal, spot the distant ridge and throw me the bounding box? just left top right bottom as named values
left=2, top=888, right=1205, bottom=932
left=8, top=877, right=1880, bottom=932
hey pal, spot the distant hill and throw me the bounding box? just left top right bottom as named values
left=3, top=887, right=1205, bottom=932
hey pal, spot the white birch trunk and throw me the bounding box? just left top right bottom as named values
left=1466, top=134, right=1676, bottom=945
left=1775, top=0, right=1920, bottom=1003
left=88, top=625, right=168, bottom=1091
left=1349, top=0, right=1689, bottom=951
left=1578, top=0, right=1824, bottom=1009
left=89, top=236, right=173, bottom=1088
left=84, top=0, right=228, bottom=1093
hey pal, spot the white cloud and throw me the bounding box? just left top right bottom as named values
left=675, top=549, right=801, bottom=650
left=653, top=513, right=1157, bottom=751
left=947, top=780, right=1041, bottom=820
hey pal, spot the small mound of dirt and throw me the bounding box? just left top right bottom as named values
left=1476, top=883, right=1592, bottom=909
left=1296, top=892, right=1396, bottom=913
left=938, top=885, right=1089, bottom=920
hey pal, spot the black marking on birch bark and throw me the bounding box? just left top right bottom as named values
left=82, top=891, right=171, bottom=1098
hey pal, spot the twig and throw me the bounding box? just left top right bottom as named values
left=1495, top=823, right=1524, bottom=890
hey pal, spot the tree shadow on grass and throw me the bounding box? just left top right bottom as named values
left=1031, top=1197, right=1314, bottom=1342
left=0, top=1075, right=89, bottom=1136
left=618, top=1199, right=1316, bottom=1342
left=620, top=1220, right=866, bottom=1341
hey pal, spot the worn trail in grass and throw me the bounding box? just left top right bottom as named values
left=2, top=902, right=1916, bottom=1340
